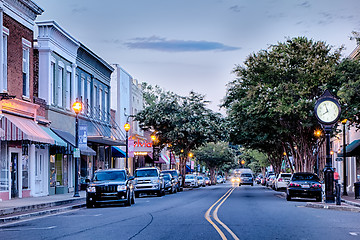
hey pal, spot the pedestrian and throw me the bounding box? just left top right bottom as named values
left=333, top=168, right=340, bottom=183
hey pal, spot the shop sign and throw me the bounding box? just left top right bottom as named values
left=78, top=125, right=87, bottom=149
left=73, top=148, right=80, bottom=158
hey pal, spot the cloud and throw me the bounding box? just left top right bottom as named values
left=124, top=36, right=240, bottom=52
left=297, top=1, right=311, bottom=8
left=229, top=5, right=245, bottom=13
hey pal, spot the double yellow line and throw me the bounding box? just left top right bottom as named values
left=204, top=187, right=239, bottom=240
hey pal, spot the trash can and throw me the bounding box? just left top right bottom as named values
left=355, top=182, right=360, bottom=199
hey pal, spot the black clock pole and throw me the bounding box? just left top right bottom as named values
left=324, top=126, right=335, bottom=203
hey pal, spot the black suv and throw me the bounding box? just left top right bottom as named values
left=161, top=170, right=183, bottom=192
left=86, top=169, right=135, bottom=208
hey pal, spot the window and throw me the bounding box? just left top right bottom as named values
left=66, top=71, right=71, bottom=110
left=93, top=85, right=98, bottom=118
left=22, top=38, right=31, bottom=98
left=50, top=61, right=55, bottom=105
left=57, top=66, right=63, bottom=107
left=2, top=27, right=9, bottom=92
left=81, top=76, right=85, bottom=102
left=75, top=74, right=79, bottom=100
left=104, top=91, right=108, bottom=122
left=87, top=80, right=91, bottom=114
left=99, top=88, right=103, bottom=120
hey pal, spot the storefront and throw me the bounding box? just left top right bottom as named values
left=0, top=111, right=54, bottom=200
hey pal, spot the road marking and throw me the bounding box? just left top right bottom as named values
left=205, top=187, right=239, bottom=240
left=0, top=226, right=56, bottom=231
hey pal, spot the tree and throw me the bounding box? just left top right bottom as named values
left=223, top=37, right=343, bottom=172
left=194, top=142, right=236, bottom=184
left=135, top=84, right=225, bottom=178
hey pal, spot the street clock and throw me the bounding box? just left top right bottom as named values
left=314, top=90, right=341, bottom=126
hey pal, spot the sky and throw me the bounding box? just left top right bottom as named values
left=34, top=0, right=360, bottom=113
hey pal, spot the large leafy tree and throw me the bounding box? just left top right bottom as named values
left=136, top=83, right=225, bottom=177
left=194, top=142, right=236, bottom=184
left=223, top=37, right=344, bottom=172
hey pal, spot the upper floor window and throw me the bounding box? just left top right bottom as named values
left=104, top=90, right=108, bottom=122
left=86, top=79, right=91, bottom=115
left=22, top=38, right=31, bottom=98
left=99, top=88, right=103, bottom=120
left=66, top=70, right=71, bottom=110
left=57, top=65, right=63, bottom=107
left=81, top=76, right=85, bottom=102
left=50, top=60, right=56, bottom=105
left=93, top=85, right=98, bottom=118
left=2, top=27, right=9, bottom=92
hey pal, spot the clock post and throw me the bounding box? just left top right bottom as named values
left=314, top=89, right=341, bottom=203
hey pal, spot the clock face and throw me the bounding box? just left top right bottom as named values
left=316, top=100, right=340, bottom=123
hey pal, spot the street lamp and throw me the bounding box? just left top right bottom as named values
left=151, top=135, right=158, bottom=166
left=342, top=119, right=348, bottom=196
left=124, top=123, right=131, bottom=170
left=314, top=129, right=322, bottom=176
left=72, top=100, right=82, bottom=197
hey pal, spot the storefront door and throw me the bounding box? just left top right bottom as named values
left=35, top=151, right=45, bottom=195
left=10, top=152, right=19, bottom=198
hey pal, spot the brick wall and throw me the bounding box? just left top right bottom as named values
left=3, top=13, right=34, bottom=101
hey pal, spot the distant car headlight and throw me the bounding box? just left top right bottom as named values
left=87, top=186, right=96, bottom=193
left=152, top=179, right=160, bottom=184
left=117, top=185, right=127, bottom=191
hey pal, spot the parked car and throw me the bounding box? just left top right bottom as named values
left=239, top=173, right=254, bottom=186
left=266, top=175, right=277, bottom=189
left=197, top=175, right=206, bottom=187
left=86, top=169, right=135, bottom=208
left=217, top=175, right=225, bottom=184
left=161, top=173, right=177, bottom=194
left=255, top=174, right=263, bottom=184
left=184, top=174, right=198, bottom=188
left=264, top=172, right=275, bottom=186
left=133, top=167, right=165, bottom=197
left=204, top=177, right=211, bottom=186
left=286, top=172, right=322, bottom=202
left=161, top=170, right=183, bottom=192
left=274, top=173, right=292, bottom=191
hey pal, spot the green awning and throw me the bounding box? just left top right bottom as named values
left=40, top=126, right=67, bottom=147
left=338, top=139, right=360, bottom=157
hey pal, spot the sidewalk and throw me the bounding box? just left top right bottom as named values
left=0, top=191, right=86, bottom=223
left=305, top=191, right=360, bottom=212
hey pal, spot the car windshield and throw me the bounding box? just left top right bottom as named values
left=135, top=169, right=158, bottom=177
left=280, top=174, right=292, bottom=178
left=241, top=173, right=252, bottom=177
left=163, top=171, right=178, bottom=177
left=292, top=174, right=319, bottom=181
left=162, top=174, right=171, bottom=180
left=94, top=171, right=125, bottom=181
left=186, top=175, right=195, bottom=179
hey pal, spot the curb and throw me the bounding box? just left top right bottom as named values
left=0, top=203, right=86, bottom=224
left=306, top=202, right=360, bottom=212
left=0, top=198, right=86, bottom=217
left=342, top=199, right=360, bottom=208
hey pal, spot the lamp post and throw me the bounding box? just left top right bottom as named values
left=314, top=130, right=322, bottom=176
left=151, top=135, right=157, bottom=167
left=124, top=123, right=131, bottom=170
left=342, top=119, right=348, bottom=196
left=72, top=100, right=82, bottom=197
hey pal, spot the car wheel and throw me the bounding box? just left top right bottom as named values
left=125, top=191, right=131, bottom=206
left=316, top=196, right=322, bottom=202
left=286, top=194, right=291, bottom=201
left=135, top=192, right=140, bottom=198
left=157, top=190, right=162, bottom=197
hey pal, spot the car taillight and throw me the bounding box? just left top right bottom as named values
left=278, top=178, right=283, bottom=182
left=289, top=183, right=300, bottom=187
left=312, top=184, right=321, bottom=188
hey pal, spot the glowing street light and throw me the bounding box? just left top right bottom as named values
left=124, top=123, right=131, bottom=169
left=72, top=100, right=82, bottom=198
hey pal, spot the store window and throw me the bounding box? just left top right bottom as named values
left=49, top=155, right=56, bottom=187
left=0, top=143, right=8, bottom=191
left=22, top=146, right=29, bottom=189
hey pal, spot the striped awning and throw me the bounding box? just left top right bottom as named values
left=0, top=113, right=54, bottom=144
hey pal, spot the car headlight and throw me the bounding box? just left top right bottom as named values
left=117, top=185, right=127, bottom=191
left=152, top=179, right=160, bottom=184
left=87, top=186, right=96, bottom=193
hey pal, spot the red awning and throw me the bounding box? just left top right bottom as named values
left=0, top=113, right=54, bottom=144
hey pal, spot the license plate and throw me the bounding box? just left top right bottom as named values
left=302, top=184, right=310, bottom=188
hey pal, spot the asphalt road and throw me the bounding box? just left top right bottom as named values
left=1, top=183, right=360, bottom=240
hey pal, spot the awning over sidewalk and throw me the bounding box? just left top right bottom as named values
left=338, top=139, right=360, bottom=157
left=0, top=113, right=54, bottom=144
left=40, top=126, right=67, bottom=147
left=51, top=128, right=96, bottom=156
left=112, top=146, right=126, bottom=158
left=88, top=135, right=124, bottom=146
